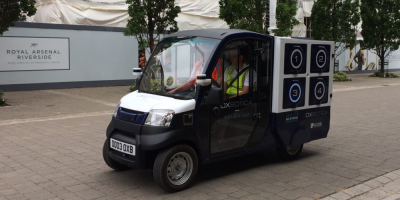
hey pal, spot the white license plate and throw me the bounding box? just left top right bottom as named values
left=110, top=138, right=135, bottom=156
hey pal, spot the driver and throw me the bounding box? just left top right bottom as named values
left=224, top=46, right=256, bottom=98
left=166, top=48, right=222, bottom=94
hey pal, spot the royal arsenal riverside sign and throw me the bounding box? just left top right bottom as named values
left=7, top=49, right=61, bottom=60
left=0, top=37, right=69, bottom=72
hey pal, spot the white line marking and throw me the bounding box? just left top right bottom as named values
left=2, top=83, right=399, bottom=125
left=0, top=111, right=113, bottom=126
left=43, top=90, right=117, bottom=107
left=333, top=83, right=400, bottom=92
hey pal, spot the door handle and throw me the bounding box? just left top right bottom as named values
left=253, top=113, right=261, bottom=120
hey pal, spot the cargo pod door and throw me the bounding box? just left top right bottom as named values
left=272, top=38, right=333, bottom=148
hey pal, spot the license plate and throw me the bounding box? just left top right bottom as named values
left=110, top=138, right=135, bottom=156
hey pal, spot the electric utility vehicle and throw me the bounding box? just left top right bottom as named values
left=103, top=29, right=333, bottom=192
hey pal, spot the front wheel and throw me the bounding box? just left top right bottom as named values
left=276, top=144, right=303, bottom=160
left=153, top=145, right=198, bottom=192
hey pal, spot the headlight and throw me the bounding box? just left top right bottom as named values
left=113, top=102, right=121, bottom=117
left=145, top=109, right=174, bottom=126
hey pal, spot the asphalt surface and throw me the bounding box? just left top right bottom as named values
left=1, top=73, right=400, bottom=200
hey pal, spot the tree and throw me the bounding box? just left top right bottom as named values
left=0, top=0, right=36, bottom=36
left=361, top=0, right=400, bottom=74
left=273, top=0, right=299, bottom=36
left=219, top=0, right=266, bottom=34
left=124, top=0, right=181, bottom=53
left=311, top=0, right=360, bottom=58
left=219, top=0, right=298, bottom=35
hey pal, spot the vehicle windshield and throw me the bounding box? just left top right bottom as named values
left=139, top=37, right=219, bottom=99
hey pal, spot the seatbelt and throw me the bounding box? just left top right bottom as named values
left=227, top=66, right=249, bottom=90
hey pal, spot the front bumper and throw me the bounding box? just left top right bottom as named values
left=105, top=116, right=197, bottom=169
left=108, top=131, right=137, bottom=167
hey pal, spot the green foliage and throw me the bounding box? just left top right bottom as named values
left=138, top=39, right=148, bottom=51
left=219, top=0, right=298, bottom=35
left=369, top=72, right=399, bottom=78
left=0, top=0, right=37, bottom=36
left=124, top=0, right=180, bottom=52
left=166, top=76, right=174, bottom=86
left=219, top=0, right=266, bottom=34
left=311, top=0, right=360, bottom=58
left=273, top=0, right=299, bottom=36
left=129, top=85, right=137, bottom=92
left=0, top=89, right=6, bottom=106
left=333, top=72, right=352, bottom=81
left=150, top=79, right=165, bottom=93
left=361, top=0, right=400, bottom=73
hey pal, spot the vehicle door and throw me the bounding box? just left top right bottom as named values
left=208, top=39, right=272, bottom=156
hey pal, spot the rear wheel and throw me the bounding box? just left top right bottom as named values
left=153, top=145, right=198, bottom=192
left=276, top=144, right=303, bottom=160
left=103, top=139, right=131, bottom=171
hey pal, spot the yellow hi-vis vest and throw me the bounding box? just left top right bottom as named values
left=226, top=65, right=249, bottom=95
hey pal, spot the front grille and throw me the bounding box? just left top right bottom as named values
left=116, top=107, right=148, bottom=125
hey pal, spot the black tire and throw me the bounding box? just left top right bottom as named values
left=153, top=145, right=198, bottom=192
left=103, top=139, right=131, bottom=171
left=276, top=144, right=303, bottom=160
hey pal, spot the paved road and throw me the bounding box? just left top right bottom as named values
left=1, top=74, right=400, bottom=200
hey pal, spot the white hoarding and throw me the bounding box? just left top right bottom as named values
left=0, top=37, right=69, bottom=71
left=270, top=0, right=277, bottom=30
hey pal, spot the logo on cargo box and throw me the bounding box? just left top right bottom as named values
left=310, top=122, right=322, bottom=128
left=286, top=111, right=298, bottom=123
left=305, top=110, right=328, bottom=118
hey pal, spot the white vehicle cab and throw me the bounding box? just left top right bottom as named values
left=103, top=29, right=334, bottom=192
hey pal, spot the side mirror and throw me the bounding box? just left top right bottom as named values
left=206, top=87, right=223, bottom=105
left=132, top=68, right=142, bottom=79
left=196, top=74, right=211, bottom=86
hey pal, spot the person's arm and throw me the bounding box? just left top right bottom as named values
left=228, top=86, right=249, bottom=99
left=217, top=78, right=222, bottom=87
left=166, top=78, right=195, bottom=94
left=223, top=81, right=228, bottom=95
left=241, top=86, right=250, bottom=95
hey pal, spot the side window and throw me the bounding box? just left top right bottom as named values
left=222, top=40, right=257, bottom=100
left=211, top=53, right=230, bottom=88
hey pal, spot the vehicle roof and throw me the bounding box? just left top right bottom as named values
left=164, top=29, right=261, bottom=40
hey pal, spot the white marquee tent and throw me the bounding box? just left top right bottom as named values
left=26, top=0, right=321, bottom=37
left=26, top=0, right=311, bottom=36
left=26, top=0, right=229, bottom=30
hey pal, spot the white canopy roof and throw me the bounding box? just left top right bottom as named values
left=27, top=0, right=229, bottom=30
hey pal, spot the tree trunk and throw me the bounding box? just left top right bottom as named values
left=380, top=36, right=385, bottom=74
left=149, top=31, right=154, bottom=53
left=380, top=54, right=385, bottom=74
left=147, top=0, right=154, bottom=53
